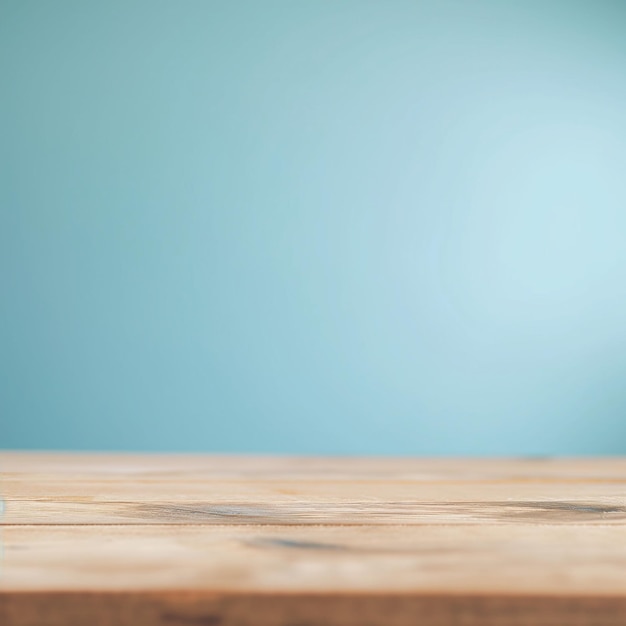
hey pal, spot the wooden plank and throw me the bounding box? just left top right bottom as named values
left=3, top=524, right=626, bottom=593
left=4, top=452, right=626, bottom=480
left=2, top=453, right=626, bottom=625
left=4, top=454, right=626, bottom=526
left=4, top=489, right=626, bottom=525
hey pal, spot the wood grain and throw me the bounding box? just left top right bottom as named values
left=2, top=453, right=626, bottom=625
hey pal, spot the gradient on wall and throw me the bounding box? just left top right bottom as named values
left=2, top=1, right=626, bottom=454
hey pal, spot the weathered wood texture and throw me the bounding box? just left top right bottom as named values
left=2, top=453, right=626, bottom=625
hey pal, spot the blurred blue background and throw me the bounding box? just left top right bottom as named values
left=2, top=0, right=626, bottom=454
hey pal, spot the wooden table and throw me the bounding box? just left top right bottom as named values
left=1, top=453, right=626, bottom=625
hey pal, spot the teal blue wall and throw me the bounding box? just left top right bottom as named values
left=3, top=1, right=626, bottom=454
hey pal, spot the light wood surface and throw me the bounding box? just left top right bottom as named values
left=2, top=453, right=626, bottom=625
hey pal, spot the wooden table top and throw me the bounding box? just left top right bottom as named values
left=2, top=453, right=626, bottom=625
